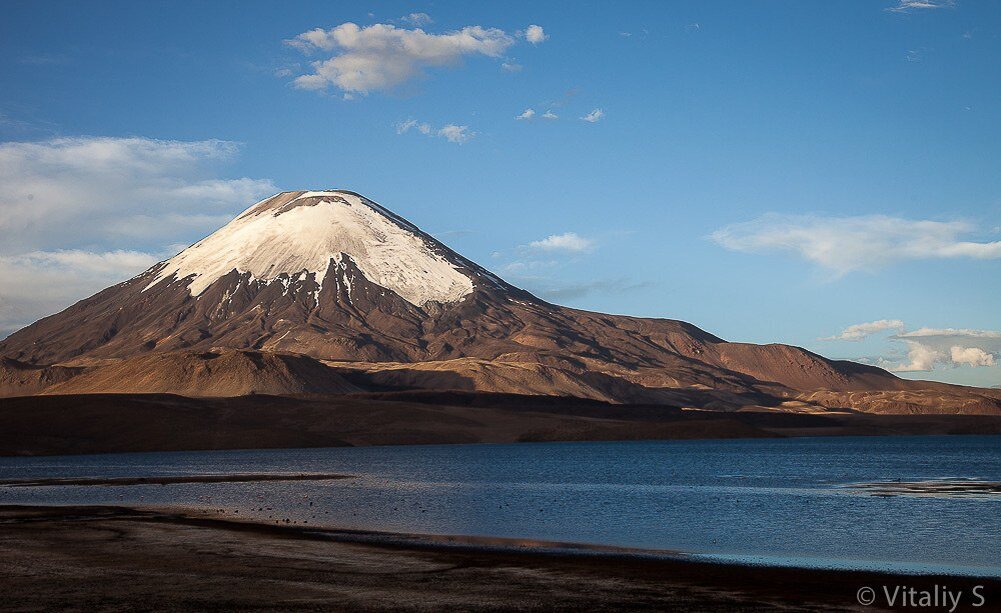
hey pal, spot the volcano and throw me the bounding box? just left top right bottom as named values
left=2, top=189, right=999, bottom=415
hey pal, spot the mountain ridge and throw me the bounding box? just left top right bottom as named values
left=2, top=189, right=998, bottom=414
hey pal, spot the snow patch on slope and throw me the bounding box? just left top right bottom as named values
left=145, top=191, right=474, bottom=306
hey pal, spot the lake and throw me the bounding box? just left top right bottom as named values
left=1, top=435, right=998, bottom=577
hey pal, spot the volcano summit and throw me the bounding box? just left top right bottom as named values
left=2, top=190, right=999, bottom=416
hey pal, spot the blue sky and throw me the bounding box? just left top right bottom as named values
left=1, top=0, right=998, bottom=386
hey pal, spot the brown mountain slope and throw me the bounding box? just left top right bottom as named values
left=0, top=358, right=82, bottom=397
left=40, top=350, right=359, bottom=397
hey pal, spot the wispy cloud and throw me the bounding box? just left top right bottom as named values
left=490, top=232, right=619, bottom=303
left=501, top=60, right=523, bottom=72
left=0, top=137, right=274, bottom=252
left=712, top=214, right=1001, bottom=275
left=516, top=108, right=535, bottom=120
left=529, top=278, right=650, bottom=302
left=396, top=119, right=474, bottom=143
left=541, top=110, right=559, bottom=120
left=437, top=124, right=474, bottom=144
left=396, top=118, right=432, bottom=135
left=885, top=0, right=955, bottom=13
left=398, top=12, right=432, bottom=27
left=581, top=108, right=604, bottom=123
left=529, top=232, right=595, bottom=252
left=821, top=319, right=905, bottom=341
left=0, top=136, right=275, bottom=336
left=0, top=249, right=165, bottom=339
left=286, top=22, right=540, bottom=96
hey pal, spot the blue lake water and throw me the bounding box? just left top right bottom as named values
left=1, top=436, right=999, bottom=577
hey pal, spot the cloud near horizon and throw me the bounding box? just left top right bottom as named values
left=824, top=320, right=1001, bottom=373
left=286, top=21, right=544, bottom=96
left=821, top=319, right=905, bottom=341
left=0, top=136, right=275, bottom=336
left=712, top=214, right=1001, bottom=275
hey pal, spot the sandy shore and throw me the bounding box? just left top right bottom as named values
left=1, top=505, right=997, bottom=611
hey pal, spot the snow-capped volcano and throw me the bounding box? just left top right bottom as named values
left=146, top=190, right=475, bottom=306
left=4, top=188, right=999, bottom=415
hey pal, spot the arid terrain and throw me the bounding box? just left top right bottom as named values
left=3, top=391, right=1000, bottom=456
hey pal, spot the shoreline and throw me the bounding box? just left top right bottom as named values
left=0, top=472, right=353, bottom=487
left=2, top=504, right=998, bottom=611
left=1, top=431, right=998, bottom=462
left=142, top=504, right=1001, bottom=579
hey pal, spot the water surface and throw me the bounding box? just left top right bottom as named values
left=1, top=436, right=998, bottom=576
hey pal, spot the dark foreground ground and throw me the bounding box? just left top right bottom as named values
left=2, top=506, right=997, bottom=612
left=4, top=391, right=1001, bottom=456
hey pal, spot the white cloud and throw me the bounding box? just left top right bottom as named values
left=581, top=108, right=604, bottom=123
left=821, top=319, right=905, bottom=341
left=523, top=25, right=548, bottom=45
left=396, top=119, right=473, bottom=143
left=0, top=136, right=275, bottom=336
left=286, top=22, right=517, bottom=95
left=0, top=136, right=275, bottom=253
left=399, top=12, right=432, bottom=26
left=821, top=320, right=1000, bottom=374
left=712, top=214, right=1001, bottom=275
left=871, top=326, right=1001, bottom=372
left=885, top=0, right=955, bottom=13
left=529, top=232, right=594, bottom=252
left=885, top=341, right=945, bottom=372
left=494, top=233, right=600, bottom=292
left=541, top=110, right=559, bottom=120
left=516, top=108, right=535, bottom=120
left=501, top=61, right=523, bottom=72
left=437, top=124, right=473, bottom=144
left=0, top=249, right=162, bottom=338
left=951, top=346, right=996, bottom=368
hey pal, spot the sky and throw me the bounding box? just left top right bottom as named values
left=0, top=0, right=999, bottom=387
